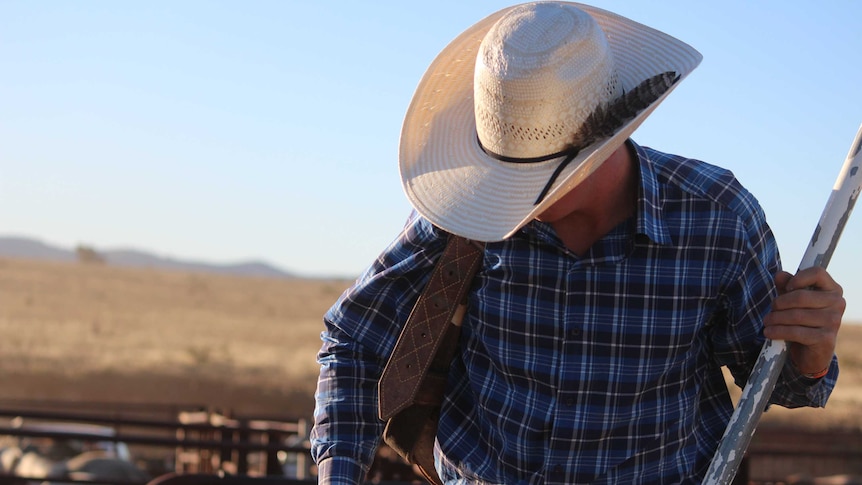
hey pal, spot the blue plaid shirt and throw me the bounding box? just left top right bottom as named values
left=311, top=141, right=837, bottom=484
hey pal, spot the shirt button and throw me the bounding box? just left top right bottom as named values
left=564, top=397, right=575, bottom=407
left=568, top=328, right=582, bottom=338
left=550, top=464, right=564, bottom=480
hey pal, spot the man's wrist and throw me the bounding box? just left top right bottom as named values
left=799, top=365, right=830, bottom=379
left=789, top=355, right=831, bottom=379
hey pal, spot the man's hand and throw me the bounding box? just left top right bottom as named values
left=763, top=267, right=845, bottom=376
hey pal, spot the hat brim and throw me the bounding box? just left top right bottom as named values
left=399, top=2, right=702, bottom=242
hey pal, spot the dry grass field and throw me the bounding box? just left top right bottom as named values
left=1, top=256, right=860, bottom=432
left=0, top=257, right=346, bottom=420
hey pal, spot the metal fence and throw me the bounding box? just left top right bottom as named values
left=0, top=403, right=312, bottom=484
left=742, top=426, right=862, bottom=483
left=1, top=400, right=859, bottom=484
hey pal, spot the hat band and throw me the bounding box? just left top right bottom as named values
left=478, top=137, right=581, bottom=205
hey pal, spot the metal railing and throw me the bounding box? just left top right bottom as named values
left=0, top=406, right=311, bottom=484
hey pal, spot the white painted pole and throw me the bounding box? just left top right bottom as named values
left=703, top=123, right=862, bottom=484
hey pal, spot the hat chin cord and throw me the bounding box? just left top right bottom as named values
left=477, top=137, right=581, bottom=206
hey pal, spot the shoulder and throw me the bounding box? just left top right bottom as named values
left=324, top=211, right=450, bottom=345
left=368, top=211, right=449, bottom=275
left=641, top=145, right=768, bottom=227
left=637, top=145, right=779, bottom=274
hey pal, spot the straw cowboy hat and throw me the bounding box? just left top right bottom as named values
left=399, top=2, right=702, bottom=242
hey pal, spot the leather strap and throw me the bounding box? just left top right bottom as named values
left=378, top=234, right=484, bottom=420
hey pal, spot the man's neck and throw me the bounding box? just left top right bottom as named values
left=536, top=143, right=638, bottom=255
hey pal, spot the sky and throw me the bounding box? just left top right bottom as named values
left=1, top=1, right=861, bottom=321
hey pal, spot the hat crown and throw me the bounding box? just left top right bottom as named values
left=474, top=3, right=622, bottom=159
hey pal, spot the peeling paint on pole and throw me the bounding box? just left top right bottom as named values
left=703, top=124, right=862, bottom=484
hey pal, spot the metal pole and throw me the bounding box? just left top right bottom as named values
left=703, top=123, right=862, bottom=484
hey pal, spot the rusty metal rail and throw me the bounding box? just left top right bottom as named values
left=0, top=408, right=304, bottom=434
left=0, top=426, right=307, bottom=453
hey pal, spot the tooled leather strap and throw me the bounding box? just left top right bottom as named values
left=378, top=234, right=484, bottom=420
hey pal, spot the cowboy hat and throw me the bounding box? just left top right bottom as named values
left=399, top=2, right=702, bottom=242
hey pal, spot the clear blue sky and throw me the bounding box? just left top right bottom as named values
left=2, top=1, right=861, bottom=321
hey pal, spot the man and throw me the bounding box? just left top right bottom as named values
left=311, top=3, right=845, bottom=484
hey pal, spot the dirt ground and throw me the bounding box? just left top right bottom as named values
left=0, top=369, right=315, bottom=419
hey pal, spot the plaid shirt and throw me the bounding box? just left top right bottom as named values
left=311, top=141, right=837, bottom=484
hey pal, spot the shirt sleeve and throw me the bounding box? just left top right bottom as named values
left=709, top=189, right=837, bottom=409
left=775, top=354, right=838, bottom=408
left=310, top=212, right=448, bottom=484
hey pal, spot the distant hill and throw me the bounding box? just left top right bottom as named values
left=0, top=236, right=296, bottom=279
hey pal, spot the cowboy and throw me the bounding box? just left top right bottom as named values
left=311, top=3, right=845, bottom=484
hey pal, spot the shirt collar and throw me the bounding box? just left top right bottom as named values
left=629, top=140, right=672, bottom=245
left=523, top=139, right=672, bottom=246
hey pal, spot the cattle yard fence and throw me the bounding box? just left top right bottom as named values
left=0, top=399, right=860, bottom=484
